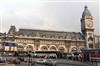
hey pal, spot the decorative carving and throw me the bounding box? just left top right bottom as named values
left=36, top=32, right=40, bottom=37
left=88, top=36, right=93, bottom=41
left=47, top=45, right=50, bottom=48
left=65, top=42, right=70, bottom=47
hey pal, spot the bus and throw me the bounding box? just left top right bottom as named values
left=82, top=49, right=100, bottom=62
left=30, top=51, right=67, bottom=59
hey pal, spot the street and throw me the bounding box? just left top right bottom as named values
left=0, top=59, right=97, bottom=66
left=0, top=63, right=96, bottom=66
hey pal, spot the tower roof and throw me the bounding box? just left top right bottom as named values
left=8, top=26, right=16, bottom=34
left=82, top=6, right=92, bottom=18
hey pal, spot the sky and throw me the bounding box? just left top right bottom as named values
left=0, top=0, right=100, bottom=35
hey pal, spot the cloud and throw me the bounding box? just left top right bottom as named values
left=0, top=0, right=99, bottom=35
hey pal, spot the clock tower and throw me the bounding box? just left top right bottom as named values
left=81, top=6, right=94, bottom=49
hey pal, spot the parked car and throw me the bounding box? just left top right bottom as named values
left=24, top=58, right=29, bottom=63
left=31, top=58, right=37, bottom=66
left=8, top=58, right=21, bottom=64
left=8, top=53, right=13, bottom=57
left=44, top=59, right=57, bottom=66
left=13, top=58, right=21, bottom=64
left=18, top=57, right=24, bottom=62
left=36, top=59, right=57, bottom=66
left=36, top=59, right=47, bottom=64
left=0, top=57, right=6, bottom=63
left=67, top=53, right=73, bottom=60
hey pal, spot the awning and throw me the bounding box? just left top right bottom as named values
left=2, top=42, right=17, bottom=47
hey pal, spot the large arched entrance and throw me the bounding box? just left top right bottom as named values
left=41, top=46, right=48, bottom=51
left=49, top=46, right=57, bottom=51
left=17, top=45, right=24, bottom=51
left=58, top=47, right=65, bottom=51
left=71, top=47, right=78, bottom=52
left=79, top=47, right=85, bottom=52
left=26, top=45, right=33, bottom=51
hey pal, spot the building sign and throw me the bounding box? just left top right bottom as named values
left=2, top=42, right=17, bottom=47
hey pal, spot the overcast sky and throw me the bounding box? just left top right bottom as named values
left=0, top=0, right=100, bottom=35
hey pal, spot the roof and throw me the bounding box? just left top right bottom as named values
left=15, top=28, right=85, bottom=40
left=82, top=6, right=92, bottom=18
left=7, top=26, right=85, bottom=40
left=0, top=33, right=4, bottom=36
left=8, top=26, right=16, bottom=34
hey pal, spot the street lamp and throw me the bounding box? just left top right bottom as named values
left=95, top=51, right=98, bottom=66
left=98, top=37, right=100, bottom=49
left=28, top=51, right=32, bottom=66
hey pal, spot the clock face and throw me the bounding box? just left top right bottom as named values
left=86, top=20, right=93, bottom=27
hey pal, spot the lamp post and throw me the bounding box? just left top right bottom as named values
left=28, top=51, right=32, bottom=66
left=98, top=37, right=100, bottom=49
left=95, top=51, right=98, bottom=66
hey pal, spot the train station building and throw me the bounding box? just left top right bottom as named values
left=0, top=6, right=100, bottom=53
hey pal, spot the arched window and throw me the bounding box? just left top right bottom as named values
left=17, top=45, right=24, bottom=51
left=59, top=36, right=63, bottom=39
left=50, top=35, right=55, bottom=38
left=65, top=35, right=67, bottom=39
left=42, top=35, right=46, bottom=38
left=88, top=36, right=94, bottom=48
left=89, top=43, right=93, bottom=48
left=88, top=36, right=93, bottom=41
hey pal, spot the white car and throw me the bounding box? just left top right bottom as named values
left=44, top=59, right=57, bottom=66
left=36, top=59, right=47, bottom=64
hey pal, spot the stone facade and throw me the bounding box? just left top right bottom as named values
left=0, top=28, right=85, bottom=52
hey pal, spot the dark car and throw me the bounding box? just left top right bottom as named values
left=24, top=58, right=29, bottom=63
left=18, top=57, right=24, bottom=62
left=13, top=58, right=21, bottom=64
left=0, top=57, right=6, bottom=63
left=36, top=59, right=57, bottom=66
left=8, top=58, right=21, bottom=64
left=67, top=53, right=73, bottom=60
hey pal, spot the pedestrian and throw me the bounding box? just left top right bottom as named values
left=79, top=53, right=84, bottom=62
left=72, top=53, right=74, bottom=61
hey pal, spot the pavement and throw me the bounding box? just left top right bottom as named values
left=53, top=59, right=95, bottom=66
left=31, top=58, right=96, bottom=66
left=0, top=59, right=98, bottom=66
